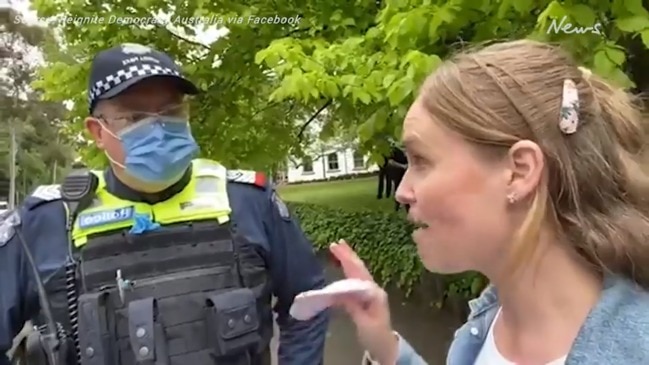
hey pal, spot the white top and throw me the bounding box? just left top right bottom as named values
left=474, top=308, right=567, bottom=365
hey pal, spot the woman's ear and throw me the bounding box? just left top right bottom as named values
left=505, top=140, right=545, bottom=200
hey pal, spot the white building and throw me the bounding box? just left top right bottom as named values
left=284, top=147, right=379, bottom=183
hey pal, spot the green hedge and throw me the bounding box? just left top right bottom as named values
left=289, top=202, right=487, bottom=300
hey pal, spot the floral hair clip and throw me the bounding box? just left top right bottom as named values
left=559, top=79, right=580, bottom=135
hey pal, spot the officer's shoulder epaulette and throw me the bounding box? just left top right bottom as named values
left=0, top=209, right=19, bottom=247
left=226, top=170, right=267, bottom=189
left=24, top=184, right=62, bottom=210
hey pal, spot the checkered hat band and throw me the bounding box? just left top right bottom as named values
left=88, top=64, right=180, bottom=106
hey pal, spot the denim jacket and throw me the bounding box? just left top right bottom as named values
left=373, top=275, right=649, bottom=365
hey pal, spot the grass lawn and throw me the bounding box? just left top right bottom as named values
left=277, top=177, right=398, bottom=212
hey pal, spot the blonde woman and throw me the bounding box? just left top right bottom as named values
left=331, top=40, right=649, bottom=365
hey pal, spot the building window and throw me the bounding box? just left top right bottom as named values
left=353, top=150, right=364, bottom=169
left=302, top=157, right=313, bottom=174
left=327, top=153, right=339, bottom=171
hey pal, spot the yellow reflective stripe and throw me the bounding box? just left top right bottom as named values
left=72, top=170, right=103, bottom=247
left=152, top=175, right=231, bottom=225
left=93, top=170, right=106, bottom=190
left=192, top=158, right=227, bottom=176
left=155, top=211, right=230, bottom=225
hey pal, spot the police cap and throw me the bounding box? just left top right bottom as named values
left=87, top=43, right=199, bottom=113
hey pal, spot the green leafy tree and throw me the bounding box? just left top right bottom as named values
left=30, top=0, right=648, bottom=170
left=29, top=0, right=378, bottom=170
left=256, top=0, right=649, bottom=157
left=0, top=7, right=74, bottom=200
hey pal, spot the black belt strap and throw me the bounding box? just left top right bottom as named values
left=128, top=297, right=169, bottom=365
left=78, top=293, right=112, bottom=365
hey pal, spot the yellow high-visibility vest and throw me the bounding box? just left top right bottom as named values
left=71, top=159, right=232, bottom=247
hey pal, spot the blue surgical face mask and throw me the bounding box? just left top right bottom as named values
left=103, top=117, right=199, bottom=185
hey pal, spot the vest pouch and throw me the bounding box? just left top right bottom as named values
left=205, top=288, right=260, bottom=357
left=78, top=292, right=115, bottom=365
left=127, top=297, right=170, bottom=365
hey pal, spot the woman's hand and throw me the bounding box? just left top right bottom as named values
left=329, top=240, right=399, bottom=364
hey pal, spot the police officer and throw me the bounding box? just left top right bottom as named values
left=377, top=141, right=408, bottom=210
left=0, top=43, right=329, bottom=365
left=386, top=146, right=408, bottom=212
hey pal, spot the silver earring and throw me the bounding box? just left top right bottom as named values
left=507, top=193, right=517, bottom=204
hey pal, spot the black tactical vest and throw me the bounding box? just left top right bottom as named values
left=33, top=165, right=274, bottom=365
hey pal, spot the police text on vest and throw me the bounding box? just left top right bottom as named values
left=78, top=207, right=135, bottom=228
